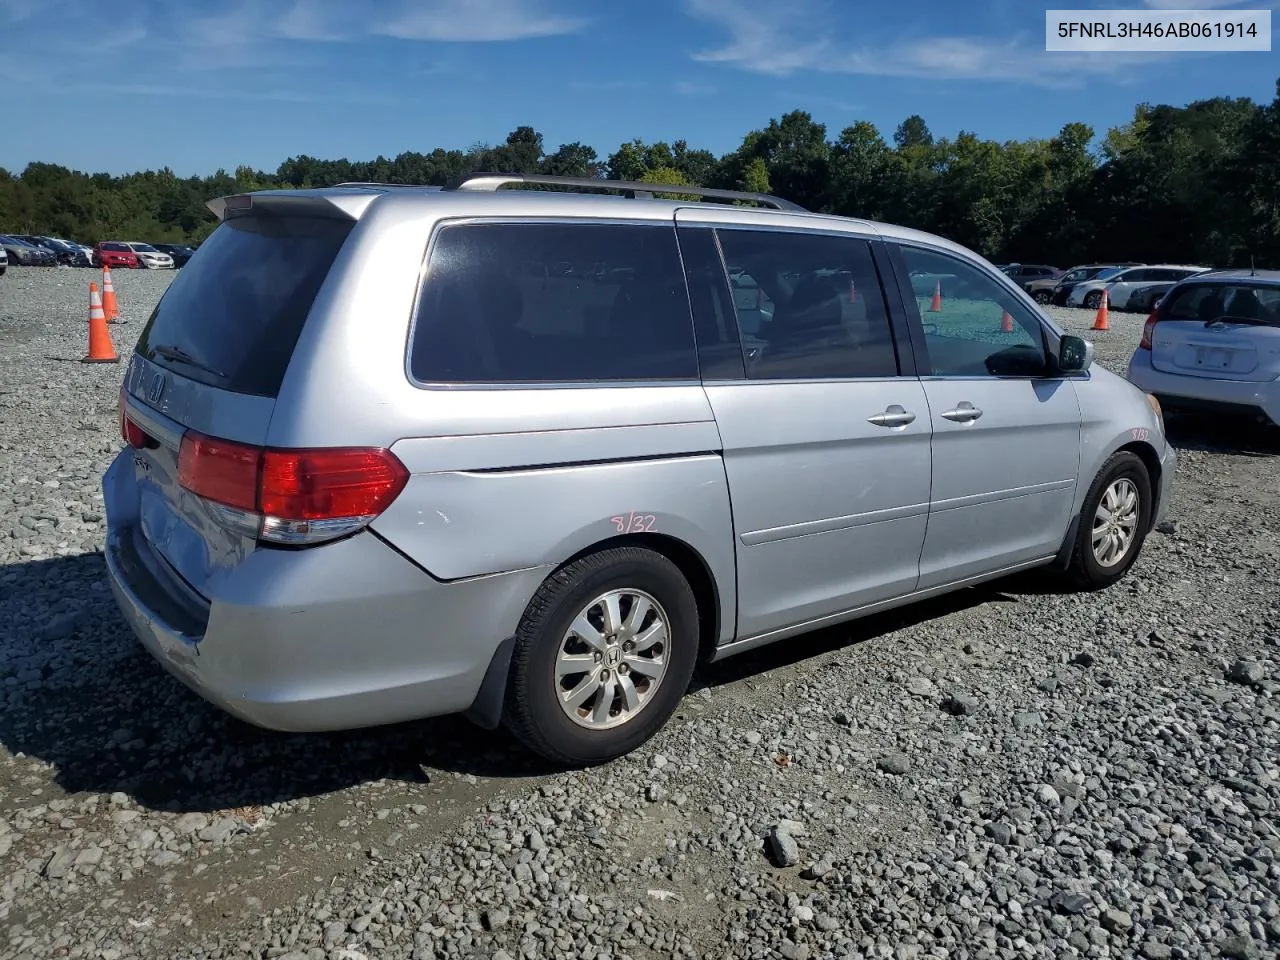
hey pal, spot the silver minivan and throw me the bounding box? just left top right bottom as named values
left=103, top=174, right=1176, bottom=765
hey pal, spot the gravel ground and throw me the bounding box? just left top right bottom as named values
left=0, top=266, right=1277, bottom=960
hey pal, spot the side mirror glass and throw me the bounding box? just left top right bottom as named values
left=1058, top=334, right=1093, bottom=373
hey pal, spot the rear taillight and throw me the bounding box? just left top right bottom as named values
left=120, top=388, right=153, bottom=448
left=176, top=430, right=409, bottom=546
left=177, top=433, right=260, bottom=512
left=1139, top=311, right=1158, bottom=350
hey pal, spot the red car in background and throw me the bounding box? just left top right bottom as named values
left=94, top=242, right=140, bottom=269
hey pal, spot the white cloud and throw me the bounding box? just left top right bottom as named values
left=378, top=0, right=587, bottom=42
left=1140, top=0, right=1249, bottom=7
left=683, top=0, right=1203, bottom=86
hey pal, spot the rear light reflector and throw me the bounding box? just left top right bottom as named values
left=1139, top=311, right=1158, bottom=350
left=178, top=433, right=260, bottom=512
left=176, top=430, right=409, bottom=545
left=120, top=388, right=155, bottom=449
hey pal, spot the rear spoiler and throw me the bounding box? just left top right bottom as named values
left=206, top=189, right=382, bottom=223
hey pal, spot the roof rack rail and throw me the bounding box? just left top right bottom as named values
left=333, top=182, right=443, bottom=190
left=442, top=173, right=807, bottom=212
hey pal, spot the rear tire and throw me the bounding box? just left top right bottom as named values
left=503, top=547, right=699, bottom=766
left=1068, top=452, right=1152, bottom=590
left=1033, top=291, right=1052, bottom=305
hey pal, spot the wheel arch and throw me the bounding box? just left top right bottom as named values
left=464, top=531, right=728, bottom=731
left=1054, top=438, right=1164, bottom=571
left=1116, top=440, right=1163, bottom=530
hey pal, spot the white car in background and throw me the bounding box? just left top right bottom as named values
left=1068, top=264, right=1210, bottom=311
left=124, top=242, right=175, bottom=270
left=1127, top=269, right=1280, bottom=427
left=0, top=245, right=7, bottom=276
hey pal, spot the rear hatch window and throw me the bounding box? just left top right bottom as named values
left=1151, top=282, right=1280, bottom=381
left=135, top=215, right=354, bottom=398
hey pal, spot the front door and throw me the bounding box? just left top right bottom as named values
left=675, top=212, right=932, bottom=641
left=891, top=243, right=1082, bottom=589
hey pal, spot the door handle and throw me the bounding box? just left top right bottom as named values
left=940, top=402, right=983, bottom=423
left=867, top=405, right=916, bottom=428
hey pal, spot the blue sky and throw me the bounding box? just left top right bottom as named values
left=0, top=0, right=1276, bottom=176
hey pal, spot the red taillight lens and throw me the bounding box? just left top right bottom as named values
left=120, top=388, right=152, bottom=448
left=177, top=432, right=260, bottom=512
left=1139, top=311, right=1158, bottom=350
left=123, top=418, right=149, bottom=448
left=176, top=430, right=408, bottom=527
left=260, top=448, right=409, bottom=521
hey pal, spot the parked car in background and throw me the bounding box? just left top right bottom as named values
left=1120, top=278, right=1190, bottom=314
left=1127, top=269, right=1280, bottom=427
left=152, top=243, right=196, bottom=267
left=95, top=241, right=141, bottom=269
left=124, top=242, right=175, bottom=269
left=0, top=234, right=57, bottom=266
left=1042, top=263, right=1144, bottom=306
left=25, top=235, right=93, bottom=267
left=1068, top=265, right=1210, bottom=310
left=0, top=246, right=7, bottom=276
left=105, top=174, right=1175, bottom=766
left=1001, top=263, right=1062, bottom=290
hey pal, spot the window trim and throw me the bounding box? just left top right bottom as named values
left=403, top=215, right=705, bottom=392
left=887, top=240, right=1067, bottom=382
left=674, top=223, right=747, bottom=381
left=698, top=222, right=909, bottom=384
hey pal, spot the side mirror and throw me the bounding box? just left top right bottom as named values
left=1057, top=334, right=1093, bottom=374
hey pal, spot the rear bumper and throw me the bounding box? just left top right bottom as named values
left=1127, top=350, right=1280, bottom=426
left=102, top=453, right=548, bottom=733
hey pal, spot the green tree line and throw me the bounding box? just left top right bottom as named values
left=2, top=78, right=1278, bottom=268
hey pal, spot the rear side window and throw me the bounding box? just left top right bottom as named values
left=136, top=215, right=352, bottom=398
left=715, top=228, right=899, bottom=380
left=410, top=222, right=697, bottom=383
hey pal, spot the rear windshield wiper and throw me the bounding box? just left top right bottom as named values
left=149, top=343, right=227, bottom=379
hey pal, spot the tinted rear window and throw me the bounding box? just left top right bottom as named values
left=1162, top=283, right=1280, bottom=323
left=136, top=215, right=353, bottom=398
left=409, top=221, right=698, bottom=384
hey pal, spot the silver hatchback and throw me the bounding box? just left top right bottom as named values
left=103, top=174, right=1176, bottom=765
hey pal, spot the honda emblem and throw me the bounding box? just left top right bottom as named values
left=147, top=371, right=167, bottom=405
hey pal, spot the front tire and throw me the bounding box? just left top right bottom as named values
left=1083, top=291, right=1103, bottom=310
left=1068, top=452, right=1152, bottom=590
left=1033, top=291, right=1052, bottom=305
left=503, top=547, right=699, bottom=766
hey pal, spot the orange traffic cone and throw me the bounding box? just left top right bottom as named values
left=101, top=265, right=121, bottom=323
left=1000, top=310, right=1014, bottom=333
left=82, top=283, right=119, bottom=364
left=929, top=280, right=942, bottom=312
left=1092, top=289, right=1110, bottom=331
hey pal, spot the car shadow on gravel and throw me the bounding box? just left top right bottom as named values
left=0, top=554, right=561, bottom=815
left=1164, top=412, right=1280, bottom=456
left=695, top=582, right=1024, bottom=688
left=0, top=550, right=1081, bottom=813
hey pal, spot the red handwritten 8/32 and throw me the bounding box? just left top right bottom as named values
left=611, top=512, right=656, bottom=533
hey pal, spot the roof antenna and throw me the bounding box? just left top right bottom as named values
left=1250, top=254, right=1256, bottom=277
